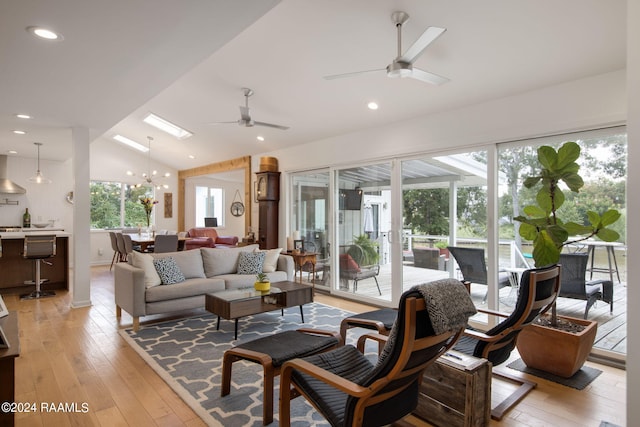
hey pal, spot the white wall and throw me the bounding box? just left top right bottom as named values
left=184, top=176, right=246, bottom=239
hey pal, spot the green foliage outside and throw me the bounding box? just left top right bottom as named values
left=348, top=234, right=380, bottom=266
left=90, top=181, right=152, bottom=229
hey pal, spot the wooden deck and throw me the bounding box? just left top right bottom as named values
left=311, top=262, right=627, bottom=355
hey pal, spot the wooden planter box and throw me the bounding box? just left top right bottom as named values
left=414, top=353, right=491, bottom=427
left=516, top=315, right=597, bottom=378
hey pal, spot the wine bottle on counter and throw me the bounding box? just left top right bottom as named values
left=23, top=208, right=31, bottom=228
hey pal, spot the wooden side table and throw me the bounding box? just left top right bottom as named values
left=288, top=252, right=318, bottom=287
left=0, top=311, right=20, bottom=427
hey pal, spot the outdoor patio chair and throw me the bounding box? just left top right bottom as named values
left=279, top=280, right=474, bottom=427
left=447, top=246, right=510, bottom=303
left=559, top=253, right=613, bottom=318
left=453, top=264, right=561, bottom=420
left=339, top=244, right=381, bottom=295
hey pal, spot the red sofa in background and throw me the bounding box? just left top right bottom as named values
left=185, top=227, right=239, bottom=250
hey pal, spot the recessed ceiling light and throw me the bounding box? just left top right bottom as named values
left=12, top=130, right=26, bottom=135
left=367, top=101, right=379, bottom=110
left=143, top=113, right=193, bottom=140
left=257, top=136, right=265, bottom=141
left=26, top=26, right=63, bottom=41
left=188, top=154, right=195, bottom=159
left=113, top=134, right=149, bottom=152
left=15, top=114, right=31, bottom=119
left=8, top=150, right=18, bottom=154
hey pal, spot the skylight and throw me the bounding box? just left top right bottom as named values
left=113, top=134, right=149, bottom=152
left=143, top=113, right=193, bottom=140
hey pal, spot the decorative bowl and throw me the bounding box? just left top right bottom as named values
left=32, top=223, right=49, bottom=228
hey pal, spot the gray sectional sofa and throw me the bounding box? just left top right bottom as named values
left=114, top=244, right=294, bottom=331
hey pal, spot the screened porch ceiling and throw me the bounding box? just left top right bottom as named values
left=338, top=154, right=500, bottom=191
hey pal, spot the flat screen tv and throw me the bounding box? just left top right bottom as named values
left=340, top=189, right=362, bottom=210
left=204, top=217, right=218, bottom=227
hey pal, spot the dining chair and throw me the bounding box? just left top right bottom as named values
left=115, top=232, right=127, bottom=261
left=108, top=231, right=121, bottom=270
left=152, top=234, right=179, bottom=253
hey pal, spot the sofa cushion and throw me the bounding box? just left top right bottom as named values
left=340, top=253, right=361, bottom=272
left=237, top=251, right=265, bottom=274
left=130, top=251, right=162, bottom=288
left=152, top=249, right=206, bottom=279
left=201, top=244, right=259, bottom=277
left=145, top=277, right=225, bottom=302
left=256, top=247, right=283, bottom=273
left=153, top=257, right=186, bottom=285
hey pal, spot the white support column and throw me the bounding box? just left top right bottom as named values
left=448, top=180, right=457, bottom=277
left=71, top=127, right=91, bottom=308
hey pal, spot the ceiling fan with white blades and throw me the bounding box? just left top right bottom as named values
left=324, top=11, right=449, bottom=85
left=209, top=88, right=289, bottom=130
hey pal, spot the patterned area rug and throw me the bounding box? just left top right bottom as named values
left=120, top=303, right=364, bottom=426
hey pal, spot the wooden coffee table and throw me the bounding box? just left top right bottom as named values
left=205, top=281, right=313, bottom=339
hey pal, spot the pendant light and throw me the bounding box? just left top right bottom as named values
left=134, top=136, right=169, bottom=189
left=28, top=142, right=51, bottom=184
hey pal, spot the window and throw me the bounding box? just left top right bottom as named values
left=90, top=181, right=153, bottom=229
left=195, top=186, right=224, bottom=227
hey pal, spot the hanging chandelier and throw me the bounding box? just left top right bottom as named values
left=129, top=136, right=170, bottom=189
left=28, top=142, right=52, bottom=184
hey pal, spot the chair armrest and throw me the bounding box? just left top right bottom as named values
left=216, top=235, right=238, bottom=245
left=296, top=327, right=342, bottom=342
left=356, top=332, right=388, bottom=353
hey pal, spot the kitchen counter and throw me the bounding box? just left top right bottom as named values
left=0, top=229, right=68, bottom=239
left=0, top=234, right=69, bottom=294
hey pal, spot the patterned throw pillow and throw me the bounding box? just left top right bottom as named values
left=153, top=257, right=186, bottom=285
left=237, top=251, right=266, bottom=275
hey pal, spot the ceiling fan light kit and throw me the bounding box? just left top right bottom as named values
left=324, top=11, right=449, bottom=85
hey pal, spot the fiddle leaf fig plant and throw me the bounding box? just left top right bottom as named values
left=514, top=141, right=621, bottom=268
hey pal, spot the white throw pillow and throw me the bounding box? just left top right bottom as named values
left=255, top=247, right=283, bottom=273
left=131, top=251, right=161, bottom=288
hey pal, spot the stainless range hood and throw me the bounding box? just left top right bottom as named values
left=0, top=155, right=27, bottom=194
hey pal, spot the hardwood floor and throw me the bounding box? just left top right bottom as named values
left=2, top=265, right=626, bottom=426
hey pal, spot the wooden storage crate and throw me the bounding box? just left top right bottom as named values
left=413, top=352, right=491, bottom=427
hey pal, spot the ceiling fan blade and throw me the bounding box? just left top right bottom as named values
left=253, top=121, right=289, bottom=130
left=410, top=68, right=449, bottom=85
left=239, top=105, right=251, bottom=121
left=207, top=120, right=239, bottom=125
left=323, top=68, right=385, bottom=80
left=400, top=26, right=446, bottom=63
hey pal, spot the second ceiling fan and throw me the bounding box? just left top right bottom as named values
left=324, top=11, right=449, bottom=85
left=209, top=88, right=289, bottom=130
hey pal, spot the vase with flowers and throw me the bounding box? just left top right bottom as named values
left=139, top=196, right=158, bottom=228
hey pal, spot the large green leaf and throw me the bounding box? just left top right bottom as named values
left=561, top=172, right=584, bottom=192
left=518, top=222, right=538, bottom=241
left=600, top=209, right=622, bottom=227
left=546, top=224, right=568, bottom=246
left=564, top=221, right=594, bottom=235
left=523, top=176, right=541, bottom=188
left=536, top=187, right=553, bottom=212
left=532, top=231, right=561, bottom=267
left=596, top=228, right=620, bottom=242
left=522, top=205, right=547, bottom=218
left=537, top=146, right=557, bottom=170
left=556, top=141, right=581, bottom=169
left=587, top=211, right=601, bottom=227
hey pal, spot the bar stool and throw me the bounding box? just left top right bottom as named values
left=20, top=234, right=56, bottom=300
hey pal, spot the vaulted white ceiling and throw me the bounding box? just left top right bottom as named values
left=0, top=0, right=626, bottom=170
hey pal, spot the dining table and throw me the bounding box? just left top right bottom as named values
left=128, top=233, right=189, bottom=252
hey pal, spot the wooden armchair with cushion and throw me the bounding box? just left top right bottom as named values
left=184, top=227, right=238, bottom=250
